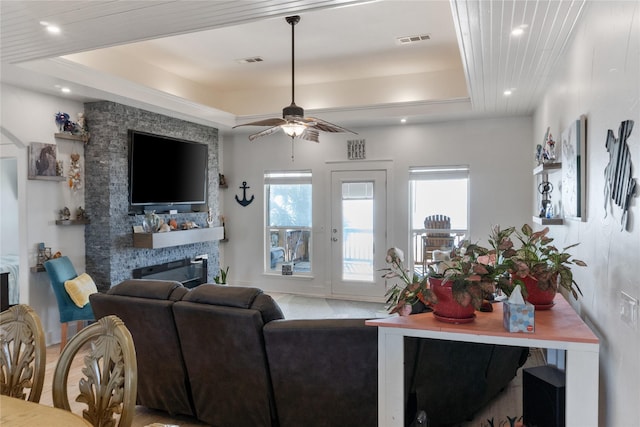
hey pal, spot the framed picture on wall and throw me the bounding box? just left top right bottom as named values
left=561, top=115, right=587, bottom=220
left=28, top=142, right=59, bottom=179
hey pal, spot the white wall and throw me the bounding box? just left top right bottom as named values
left=222, top=115, right=533, bottom=298
left=0, top=158, right=18, bottom=254
left=534, top=2, right=639, bottom=425
left=0, top=83, right=87, bottom=344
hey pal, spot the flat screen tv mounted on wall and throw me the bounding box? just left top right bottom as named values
left=128, top=130, right=208, bottom=213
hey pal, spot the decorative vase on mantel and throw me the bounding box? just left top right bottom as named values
left=143, top=210, right=161, bottom=233
left=428, top=277, right=476, bottom=324
left=517, top=275, right=556, bottom=310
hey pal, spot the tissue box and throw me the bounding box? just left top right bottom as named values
left=503, top=301, right=535, bottom=333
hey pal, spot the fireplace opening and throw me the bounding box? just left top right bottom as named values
left=132, top=256, right=207, bottom=288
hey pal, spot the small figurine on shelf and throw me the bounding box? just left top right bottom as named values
left=143, top=210, right=161, bottom=233
left=36, top=242, right=52, bottom=267
left=76, top=206, right=88, bottom=221
left=76, top=112, right=89, bottom=137
left=59, top=207, right=71, bottom=220
left=542, top=127, right=557, bottom=163
left=55, top=112, right=70, bottom=132
left=545, top=203, right=555, bottom=219
left=535, top=144, right=544, bottom=165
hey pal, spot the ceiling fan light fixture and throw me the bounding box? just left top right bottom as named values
left=282, top=123, right=306, bottom=137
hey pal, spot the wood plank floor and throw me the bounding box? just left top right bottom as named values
left=36, top=294, right=544, bottom=426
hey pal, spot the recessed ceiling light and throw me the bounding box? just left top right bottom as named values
left=40, top=21, right=60, bottom=34
left=511, top=25, right=528, bottom=37
left=60, top=87, right=71, bottom=94
left=503, top=90, right=513, bottom=96
left=401, top=118, right=407, bottom=124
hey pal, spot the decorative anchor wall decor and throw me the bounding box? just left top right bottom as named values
left=235, top=181, right=255, bottom=207
left=604, top=120, right=637, bottom=231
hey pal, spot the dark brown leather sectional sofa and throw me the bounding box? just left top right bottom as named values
left=90, top=280, right=527, bottom=427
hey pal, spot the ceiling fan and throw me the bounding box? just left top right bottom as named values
left=233, top=15, right=357, bottom=145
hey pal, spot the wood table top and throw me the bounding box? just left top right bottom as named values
left=366, top=294, right=599, bottom=345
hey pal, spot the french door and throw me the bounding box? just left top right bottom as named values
left=330, top=170, right=387, bottom=298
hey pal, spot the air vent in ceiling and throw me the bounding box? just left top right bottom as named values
left=236, top=56, right=264, bottom=64
left=396, top=34, right=431, bottom=45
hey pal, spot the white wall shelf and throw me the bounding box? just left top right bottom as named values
left=534, top=162, right=563, bottom=223
left=533, top=162, right=562, bottom=175
left=54, top=132, right=89, bottom=143
left=133, top=226, right=224, bottom=249
left=532, top=216, right=564, bottom=225
left=27, top=175, right=65, bottom=181
left=55, top=219, right=91, bottom=225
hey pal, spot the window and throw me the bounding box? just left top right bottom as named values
left=409, top=166, right=469, bottom=273
left=265, top=171, right=312, bottom=274
left=341, top=181, right=374, bottom=282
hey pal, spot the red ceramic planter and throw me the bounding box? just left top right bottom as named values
left=429, top=277, right=476, bottom=323
left=515, top=275, right=556, bottom=310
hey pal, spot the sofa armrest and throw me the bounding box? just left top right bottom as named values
left=263, top=319, right=377, bottom=427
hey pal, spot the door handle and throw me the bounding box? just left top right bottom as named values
left=332, top=237, right=338, bottom=242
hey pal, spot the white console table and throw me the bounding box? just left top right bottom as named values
left=366, top=295, right=599, bottom=427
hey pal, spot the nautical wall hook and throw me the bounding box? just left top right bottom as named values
left=235, top=181, right=255, bottom=207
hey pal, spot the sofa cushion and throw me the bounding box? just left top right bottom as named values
left=90, top=279, right=195, bottom=417
left=107, top=279, right=187, bottom=301
left=173, top=286, right=282, bottom=427
left=183, top=284, right=284, bottom=324
left=182, top=283, right=261, bottom=307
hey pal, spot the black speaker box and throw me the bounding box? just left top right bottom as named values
left=523, top=365, right=566, bottom=427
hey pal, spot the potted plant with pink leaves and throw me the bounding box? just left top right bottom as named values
left=381, top=247, right=436, bottom=316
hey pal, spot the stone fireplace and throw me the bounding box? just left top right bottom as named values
left=83, top=101, right=221, bottom=290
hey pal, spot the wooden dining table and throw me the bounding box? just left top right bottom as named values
left=0, top=395, right=92, bottom=426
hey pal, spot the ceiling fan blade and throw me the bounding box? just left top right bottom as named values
left=248, top=126, right=282, bottom=141
left=233, top=118, right=286, bottom=128
left=307, top=117, right=357, bottom=134
left=284, top=115, right=316, bottom=125
left=301, top=128, right=320, bottom=142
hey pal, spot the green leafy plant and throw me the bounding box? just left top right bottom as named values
left=381, top=248, right=435, bottom=314
left=426, top=240, right=497, bottom=310
left=214, top=266, right=229, bottom=284
left=497, top=224, right=587, bottom=299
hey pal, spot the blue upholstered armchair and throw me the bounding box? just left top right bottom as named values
left=43, top=256, right=94, bottom=350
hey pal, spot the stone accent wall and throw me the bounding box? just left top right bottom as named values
left=83, top=101, right=220, bottom=290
